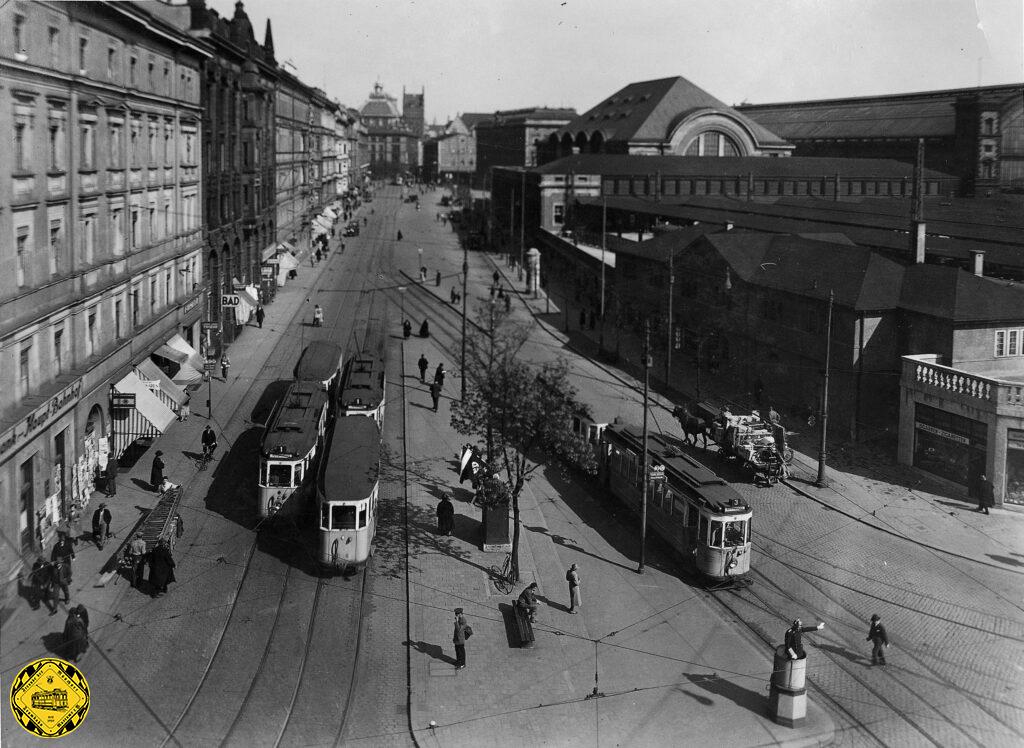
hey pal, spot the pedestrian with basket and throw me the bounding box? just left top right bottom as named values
left=453, top=608, right=472, bottom=670
left=566, top=563, right=581, bottom=614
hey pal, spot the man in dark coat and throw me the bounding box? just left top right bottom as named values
left=434, top=363, right=445, bottom=388
left=976, top=473, right=995, bottom=514
left=452, top=608, right=469, bottom=670
left=430, top=381, right=441, bottom=412
left=418, top=354, right=429, bottom=383
left=150, top=450, right=165, bottom=491
left=785, top=618, right=825, bottom=660
left=867, top=614, right=889, bottom=665
left=91, top=503, right=112, bottom=550
left=62, top=604, right=89, bottom=662
left=255, top=304, right=265, bottom=329
left=437, top=495, right=455, bottom=535
left=148, top=539, right=176, bottom=597
left=105, top=454, right=118, bottom=496
left=51, top=532, right=75, bottom=604
left=518, top=582, right=540, bottom=622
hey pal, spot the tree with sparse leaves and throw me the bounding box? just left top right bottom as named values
left=451, top=303, right=597, bottom=583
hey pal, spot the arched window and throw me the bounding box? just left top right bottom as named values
left=683, top=130, right=741, bottom=157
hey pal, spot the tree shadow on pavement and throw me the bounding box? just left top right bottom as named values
left=986, top=554, right=1024, bottom=568
left=680, top=672, right=763, bottom=715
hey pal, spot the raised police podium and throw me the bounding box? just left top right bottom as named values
left=768, top=645, right=807, bottom=727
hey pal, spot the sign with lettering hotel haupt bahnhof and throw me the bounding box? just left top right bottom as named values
left=0, top=379, right=83, bottom=462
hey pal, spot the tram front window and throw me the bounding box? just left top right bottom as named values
left=724, top=520, right=746, bottom=546
left=358, top=505, right=367, bottom=529
left=331, top=504, right=356, bottom=530
left=268, top=464, right=293, bottom=487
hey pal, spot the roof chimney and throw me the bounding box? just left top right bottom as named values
left=970, top=250, right=985, bottom=277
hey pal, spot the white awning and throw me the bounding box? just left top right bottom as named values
left=277, top=241, right=296, bottom=253
left=315, top=215, right=333, bottom=229
left=136, top=358, right=187, bottom=409
left=153, top=344, right=188, bottom=365
left=277, top=252, right=299, bottom=270
left=165, top=334, right=204, bottom=371
left=172, top=361, right=202, bottom=386
left=323, top=207, right=338, bottom=219
left=312, top=222, right=328, bottom=237
left=115, top=371, right=176, bottom=433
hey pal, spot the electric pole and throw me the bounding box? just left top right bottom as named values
left=638, top=318, right=651, bottom=574
left=816, top=289, right=834, bottom=487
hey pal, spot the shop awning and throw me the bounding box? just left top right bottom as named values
left=114, top=371, right=176, bottom=433
left=316, top=214, right=333, bottom=227
left=237, top=287, right=259, bottom=308
left=165, top=334, right=204, bottom=371
left=323, top=207, right=338, bottom=219
left=136, top=359, right=187, bottom=410
left=153, top=344, right=188, bottom=365
left=277, top=241, right=296, bottom=254
left=312, top=222, right=328, bottom=237
left=277, top=252, right=299, bottom=270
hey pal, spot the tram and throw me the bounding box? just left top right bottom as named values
left=316, top=416, right=380, bottom=570
left=339, top=353, right=386, bottom=423
left=257, top=381, right=330, bottom=519
left=295, top=341, right=344, bottom=404
left=599, top=421, right=752, bottom=587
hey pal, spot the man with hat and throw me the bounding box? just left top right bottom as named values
left=91, top=503, right=112, bottom=550
left=129, top=532, right=148, bottom=589
left=452, top=608, right=469, bottom=670
left=866, top=614, right=889, bottom=665
left=150, top=450, right=166, bottom=491
left=50, top=531, right=75, bottom=604
left=785, top=618, right=825, bottom=660
left=566, top=563, right=581, bottom=614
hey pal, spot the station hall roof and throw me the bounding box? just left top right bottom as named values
left=736, top=83, right=1024, bottom=141
left=557, top=76, right=789, bottom=147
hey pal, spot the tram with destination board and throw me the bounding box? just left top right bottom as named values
left=316, top=415, right=381, bottom=570
left=294, top=341, right=344, bottom=404
left=257, top=381, right=330, bottom=518
left=599, top=421, right=752, bottom=588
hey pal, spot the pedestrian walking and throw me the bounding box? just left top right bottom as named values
left=150, top=450, right=165, bottom=491
left=436, top=270, right=442, bottom=287
left=129, top=532, right=147, bottom=589
left=566, top=563, right=581, bottom=613
left=105, top=454, right=118, bottom=496
left=313, top=304, right=324, bottom=327
left=866, top=614, right=889, bottom=665
left=430, top=380, right=441, bottom=412
left=256, top=304, right=265, bottom=329
left=489, top=285, right=496, bottom=300
left=397, top=230, right=403, bottom=241
left=91, top=503, right=111, bottom=550
left=434, top=363, right=446, bottom=388
left=29, top=557, right=51, bottom=612
left=437, top=494, right=455, bottom=535
left=452, top=608, right=471, bottom=669
left=784, top=618, right=825, bottom=660
left=504, top=293, right=511, bottom=313
left=492, top=270, right=500, bottom=286
left=178, top=396, right=191, bottom=422
left=50, top=532, right=75, bottom=604
left=450, top=286, right=457, bottom=304
left=316, top=248, right=322, bottom=263
left=418, top=354, right=429, bottom=383
left=419, top=319, right=430, bottom=338
left=220, top=354, right=231, bottom=380
left=62, top=604, right=89, bottom=663
left=148, top=539, right=176, bottom=597
left=174, top=513, right=184, bottom=540
left=976, top=473, right=995, bottom=514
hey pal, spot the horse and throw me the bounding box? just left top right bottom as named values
left=673, top=405, right=710, bottom=449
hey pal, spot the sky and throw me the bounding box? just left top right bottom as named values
left=213, top=0, right=1024, bottom=123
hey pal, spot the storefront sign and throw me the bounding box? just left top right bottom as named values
left=140, top=379, right=160, bottom=394
left=182, top=297, right=200, bottom=315
left=202, top=322, right=219, bottom=331
left=222, top=294, right=240, bottom=307
left=111, top=392, right=136, bottom=409
left=0, top=379, right=83, bottom=461
left=916, top=422, right=970, bottom=445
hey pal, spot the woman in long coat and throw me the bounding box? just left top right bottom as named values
left=148, top=539, right=176, bottom=596
left=150, top=450, right=165, bottom=491
left=62, top=604, right=89, bottom=662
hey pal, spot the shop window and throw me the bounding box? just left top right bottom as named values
left=1009, top=329, right=1020, bottom=357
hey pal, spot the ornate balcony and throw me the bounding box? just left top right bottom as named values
left=903, top=354, right=1024, bottom=414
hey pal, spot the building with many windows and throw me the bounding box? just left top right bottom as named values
left=359, top=81, right=422, bottom=179
left=0, top=1, right=208, bottom=588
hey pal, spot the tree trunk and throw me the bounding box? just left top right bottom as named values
left=510, top=494, right=521, bottom=583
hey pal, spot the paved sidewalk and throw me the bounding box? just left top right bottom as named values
left=0, top=224, right=341, bottom=675
left=399, top=193, right=834, bottom=746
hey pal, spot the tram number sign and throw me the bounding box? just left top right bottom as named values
left=111, top=393, right=136, bottom=409
left=648, top=465, right=666, bottom=483
left=222, top=294, right=240, bottom=307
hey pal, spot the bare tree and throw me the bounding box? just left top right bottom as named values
left=451, top=304, right=596, bottom=582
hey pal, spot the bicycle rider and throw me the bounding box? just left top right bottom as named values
left=201, top=425, right=218, bottom=460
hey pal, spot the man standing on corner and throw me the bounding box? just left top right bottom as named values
left=567, top=563, right=581, bottom=614
left=418, top=354, right=429, bottom=383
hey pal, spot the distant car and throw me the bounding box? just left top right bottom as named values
left=343, top=223, right=360, bottom=237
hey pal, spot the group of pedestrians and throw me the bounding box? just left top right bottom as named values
left=417, top=355, right=446, bottom=412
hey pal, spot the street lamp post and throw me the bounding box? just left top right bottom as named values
left=460, top=243, right=468, bottom=402
left=519, top=169, right=526, bottom=282
left=816, top=289, right=834, bottom=487
left=666, top=249, right=674, bottom=386
left=638, top=318, right=651, bottom=574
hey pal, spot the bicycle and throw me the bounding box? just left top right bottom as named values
left=196, top=443, right=217, bottom=471
left=489, top=552, right=516, bottom=595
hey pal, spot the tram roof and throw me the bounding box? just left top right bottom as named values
left=610, top=423, right=750, bottom=513
left=320, top=417, right=380, bottom=500
left=295, top=341, right=344, bottom=384
left=341, top=355, right=385, bottom=405
left=261, top=383, right=328, bottom=457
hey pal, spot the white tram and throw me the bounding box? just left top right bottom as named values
left=257, top=382, right=329, bottom=519
left=600, top=422, right=752, bottom=587
left=317, top=416, right=380, bottom=570
left=339, top=354, right=386, bottom=424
